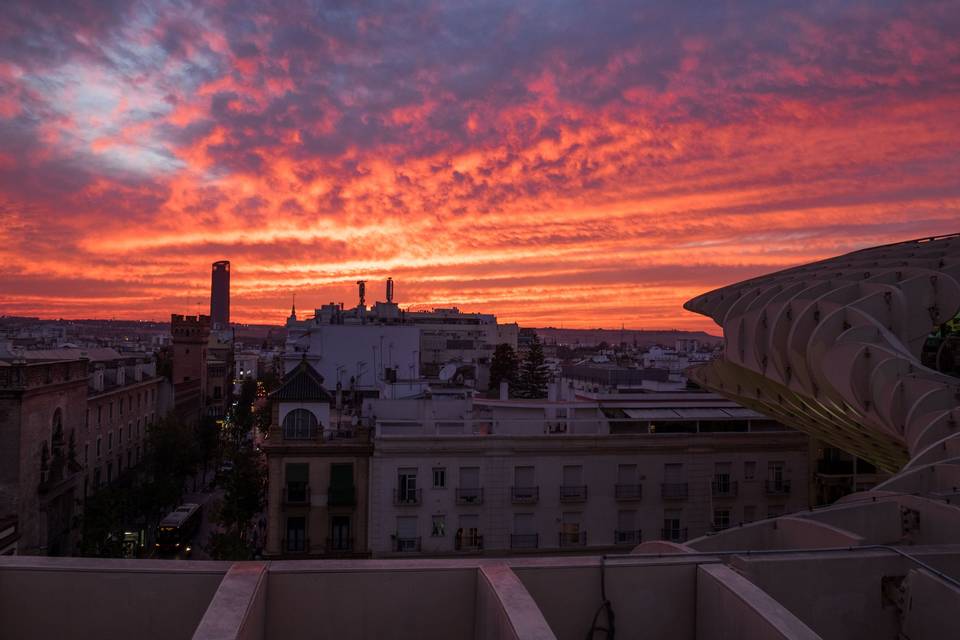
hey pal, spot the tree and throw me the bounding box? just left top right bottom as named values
left=208, top=446, right=265, bottom=560
left=517, top=335, right=551, bottom=399
left=146, top=412, right=201, bottom=511
left=489, top=343, right=519, bottom=396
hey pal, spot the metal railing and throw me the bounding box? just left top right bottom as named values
left=511, top=486, right=539, bottom=504
left=510, top=533, right=539, bottom=549
left=455, top=487, right=484, bottom=505
left=559, top=485, right=588, bottom=502
left=661, top=527, right=687, bottom=542
left=326, top=537, right=353, bottom=553
left=614, top=484, right=643, bottom=501
left=765, top=479, right=791, bottom=495
left=558, top=531, right=587, bottom=547
left=661, top=482, right=689, bottom=499
left=283, top=536, right=309, bottom=553
left=454, top=533, right=484, bottom=551
left=393, top=488, right=422, bottom=506
left=394, top=536, right=421, bottom=552
left=614, top=529, right=642, bottom=545
left=711, top=479, right=738, bottom=498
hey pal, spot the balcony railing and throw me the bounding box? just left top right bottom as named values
left=455, top=487, right=484, bottom=505
left=326, top=537, right=353, bottom=553
left=614, top=529, right=642, bottom=545
left=284, top=484, right=310, bottom=505
left=558, top=531, right=587, bottom=547
left=711, top=479, right=738, bottom=498
left=660, top=528, right=687, bottom=543
left=282, top=425, right=318, bottom=441
left=394, top=536, right=421, bottom=552
left=328, top=485, right=356, bottom=507
left=614, top=484, right=643, bottom=501
left=559, top=485, right=588, bottom=502
left=393, top=488, right=422, bottom=506
left=511, top=486, right=539, bottom=504
left=765, top=479, right=791, bottom=495
left=661, top=482, right=689, bottom=499
left=283, top=536, right=309, bottom=553
left=454, top=533, right=484, bottom=552
left=510, top=533, right=539, bottom=549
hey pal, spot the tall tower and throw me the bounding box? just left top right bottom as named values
left=210, top=260, right=230, bottom=330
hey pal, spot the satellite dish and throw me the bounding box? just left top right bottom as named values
left=439, top=363, right=458, bottom=382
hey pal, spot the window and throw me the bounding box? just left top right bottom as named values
left=96, top=437, right=101, bottom=458
left=663, top=509, right=683, bottom=541
left=458, top=466, right=481, bottom=503
left=617, top=464, right=637, bottom=484
left=107, top=462, right=113, bottom=484
left=330, top=516, right=351, bottom=551
left=119, top=399, right=123, bottom=417
left=512, top=513, right=537, bottom=549
left=119, top=428, right=123, bottom=445
left=108, top=432, right=113, bottom=451
left=84, top=443, right=89, bottom=465
left=286, top=517, right=306, bottom=552
left=561, top=465, right=586, bottom=500
left=713, top=462, right=732, bottom=495
left=396, top=516, right=419, bottom=551
left=616, top=510, right=639, bottom=544
left=713, top=509, right=730, bottom=530
left=397, top=468, right=418, bottom=503
left=432, top=467, right=446, bottom=488
left=282, top=409, right=318, bottom=439
left=743, top=505, right=756, bottom=523
left=431, top=515, right=446, bottom=537
left=109, top=403, right=113, bottom=420
left=97, top=406, right=102, bottom=425
left=768, top=461, right=785, bottom=483
left=285, top=463, right=309, bottom=503
left=560, top=512, right=583, bottom=546
left=744, top=461, right=756, bottom=480
left=94, top=467, right=101, bottom=487
left=457, top=514, right=481, bottom=549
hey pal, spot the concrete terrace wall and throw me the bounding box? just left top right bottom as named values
left=0, top=557, right=226, bottom=640
left=266, top=562, right=477, bottom=639
left=513, top=558, right=700, bottom=640
left=689, top=517, right=863, bottom=552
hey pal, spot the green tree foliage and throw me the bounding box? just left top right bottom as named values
left=517, top=335, right=551, bottom=399
left=489, top=343, right=519, bottom=396
left=146, top=412, right=201, bottom=509
left=208, top=445, right=266, bottom=560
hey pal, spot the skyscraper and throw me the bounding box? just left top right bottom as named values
left=210, top=260, right=230, bottom=329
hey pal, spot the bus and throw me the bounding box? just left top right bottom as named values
left=155, top=503, right=202, bottom=556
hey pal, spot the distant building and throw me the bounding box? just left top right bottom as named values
left=171, top=314, right=210, bottom=423
left=210, top=260, right=230, bottom=330
left=0, top=357, right=88, bottom=555
left=262, top=360, right=372, bottom=558
left=285, top=279, right=518, bottom=391
left=205, top=331, right=234, bottom=419
left=365, top=390, right=810, bottom=556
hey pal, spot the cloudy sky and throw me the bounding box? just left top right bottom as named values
left=1, top=1, right=958, bottom=330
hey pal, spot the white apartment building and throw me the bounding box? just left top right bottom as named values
left=284, top=279, right=518, bottom=391
left=366, top=391, right=810, bottom=556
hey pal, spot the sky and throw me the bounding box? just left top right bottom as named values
left=1, top=1, right=958, bottom=331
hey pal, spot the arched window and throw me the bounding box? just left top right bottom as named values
left=283, top=409, right=319, bottom=440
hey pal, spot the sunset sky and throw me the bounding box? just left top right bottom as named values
left=1, top=1, right=958, bottom=331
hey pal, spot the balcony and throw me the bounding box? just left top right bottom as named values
left=614, top=529, right=642, bottom=545
left=283, top=484, right=310, bottom=506
left=326, top=537, right=353, bottom=553
left=394, top=536, right=421, bottom=552
left=614, top=484, right=643, bottom=501
left=711, top=479, right=738, bottom=498
left=661, top=482, right=689, bottom=499
left=393, top=488, right=422, bottom=506
left=558, top=531, right=587, bottom=547
left=559, top=485, right=588, bottom=502
left=510, top=486, right=539, bottom=504
left=283, top=537, right=309, bottom=554
left=661, top=528, right=687, bottom=543
left=765, top=480, right=791, bottom=496
left=510, top=533, right=539, bottom=549
left=455, top=487, right=484, bottom=505
left=328, top=486, right=356, bottom=507
left=454, top=533, right=484, bottom=552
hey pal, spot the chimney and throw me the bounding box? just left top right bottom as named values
left=386, top=277, right=394, bottom=303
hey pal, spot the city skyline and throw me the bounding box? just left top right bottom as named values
left=2, top=1, right=959, bottom=330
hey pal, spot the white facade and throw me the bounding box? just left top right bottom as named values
left=284, top=323, right=421, bottom=391
left=367, top=392, right=810, bottom=556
